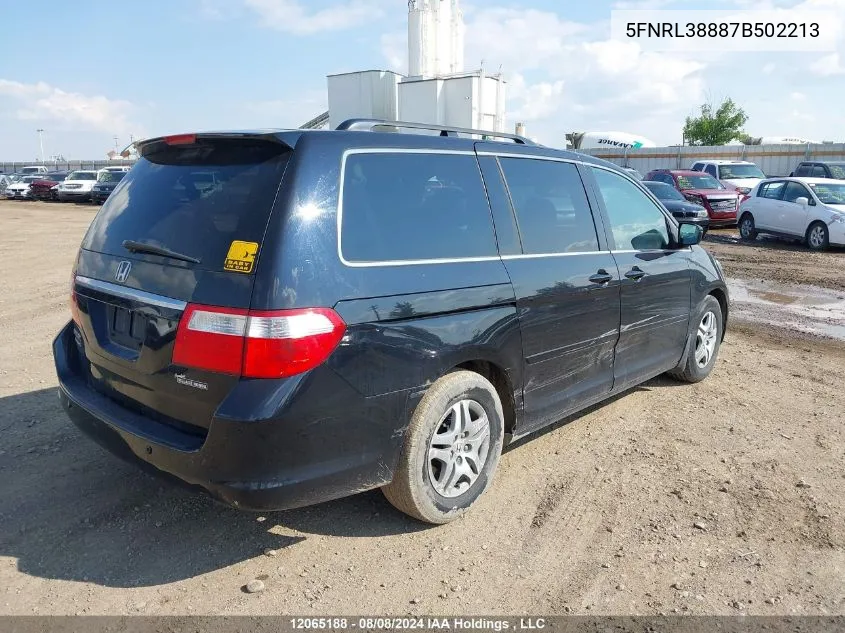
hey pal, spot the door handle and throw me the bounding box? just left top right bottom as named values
left=589, top=269, right=613, bottom=285
left=624, top=266, right=646, bottom=281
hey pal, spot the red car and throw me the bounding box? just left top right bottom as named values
left=644, top=169, right=740, bottom=228
left=29, top=171, right=69, bottom=201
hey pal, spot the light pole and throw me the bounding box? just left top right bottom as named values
left=36, top=129, right=45, bottom=163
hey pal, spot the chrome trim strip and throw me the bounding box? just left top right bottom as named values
left=500, top=251, right=607, bottom=260
left=75, top=276, right=187, bottom=311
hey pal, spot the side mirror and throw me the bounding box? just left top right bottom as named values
left=795, top=196, right=809, bottom=207
left=678, top=222, right=703, bottom=246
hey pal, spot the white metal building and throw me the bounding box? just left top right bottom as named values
left=323, top=0, right=507, bottom=134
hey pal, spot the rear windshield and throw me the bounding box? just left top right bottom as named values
left=718, top=164, right=765, bottom=179
left=81, top=138, right=290, bottom=271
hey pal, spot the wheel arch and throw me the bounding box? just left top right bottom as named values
left=453, top=359, right=518, bottom=440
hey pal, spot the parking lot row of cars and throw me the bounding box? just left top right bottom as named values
left=622, top=159, right=845, bottom=250
left=0, top=166, right=129, bottom=204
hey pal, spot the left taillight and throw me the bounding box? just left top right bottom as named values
left=172, top=304, right=346, bottom=379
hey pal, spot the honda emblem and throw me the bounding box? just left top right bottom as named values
left=115, top=261, right=132, bottom=283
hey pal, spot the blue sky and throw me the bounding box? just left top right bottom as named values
left=1, top=0, right=844, bottom=160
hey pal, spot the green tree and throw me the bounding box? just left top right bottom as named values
left=682, top=98, right=748, bottom=146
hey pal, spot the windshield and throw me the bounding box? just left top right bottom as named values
left=98, top=171, right=127, bottom=183
left=809, top=183, right=845, bottom=205
left=81, top=137, right=290, bottom=271
left=718, top=164, right=765, bottom=179
left=67, top=171, right=97, bottom=181
left=827, top=163, right=845, bottom=179
left=21, top=176, right=42, bottom=183
left=644, top=181, right=685, bottom=201
left=676, top=174, right=724, bottom=190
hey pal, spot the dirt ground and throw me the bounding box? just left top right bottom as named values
left=0, top=202, right=843, bottom=616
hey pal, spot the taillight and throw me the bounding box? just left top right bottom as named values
left=163, top=133, right=197, bottom=146
left=69, top=271, right=81, bottom=325
left=172, top=304, right=346, bottom=379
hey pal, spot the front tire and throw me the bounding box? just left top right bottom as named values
left=669, top=295, right=723, bottom=384
left=806, top=221, right=829, bottom=251
left=739, top=213, right=757, bottom=241
left=382, top=370, right=504, bottom=524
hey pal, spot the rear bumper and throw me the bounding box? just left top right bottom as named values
left=53, top=321, right=410, bottom=512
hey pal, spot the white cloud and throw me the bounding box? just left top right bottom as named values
left=243, top=0, right=386, bottom=35
left=762, top=63, right=777, bottom=74
left=790, top=91, right=806, bottom=100
left=243, top=89, right=328, bottom=128
left=508, top=74, right=566, bottom=122
left=0, top=79, right=138, bottom=135
left=809, top=52, right=845, bottom=75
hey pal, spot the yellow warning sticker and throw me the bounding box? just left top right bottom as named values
left=224, top=241, right=259, bottom=274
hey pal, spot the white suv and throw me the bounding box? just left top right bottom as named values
left=691, top=160, right=766, bottom=196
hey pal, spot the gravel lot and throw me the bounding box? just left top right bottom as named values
left=1, top=202, right=843, bottom=616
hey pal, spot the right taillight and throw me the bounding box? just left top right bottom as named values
left=172, top=304, right=346, bottom=379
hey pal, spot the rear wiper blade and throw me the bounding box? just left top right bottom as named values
left=122, top=240, right=201, bottom=264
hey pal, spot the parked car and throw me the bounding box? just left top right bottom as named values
left=56, top=170, right=99, bottom=202
left=789, top=161, right=845, bottom=180
left=0, top=175, right=11, bottom=195
left=4, top=175, right=45, bottom=199
left=644, top=169, right=741, bottom=227
left=91, top=170, right=127, bottom=205
left=690, top=160, right=766, bottom=196
left=19, top=165, right=48, bottom=175
left=30, top=172, right=69, bottom=201
left=54, top=122, right=728, bottom=524
left=738, top=177, right=845, bottom=251
left=621, top=167, right=644, bottom=180
left=642, top=180, right=710, bottom=234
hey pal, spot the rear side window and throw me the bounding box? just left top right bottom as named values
left=498, top=158, right=599, bottom=254
left=591, top=167, right=670, bottom=251
left=812, top=165, right=827, bottom=177
left=794, top=164, right=812, bottom=177
left=82, top=138, right=290, bottom=272
left=340, top=152, right=497, bottom=263
left=704, top=164, right=718, bottom=178
left=759, top=181, right=786, bottom=199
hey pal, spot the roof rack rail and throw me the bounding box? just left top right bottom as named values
left=335, top=118, right=537, bottom=146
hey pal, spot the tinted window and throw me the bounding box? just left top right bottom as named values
left=783, top=181, right=810, bottom=203
left=691, top=163, right=703, bottom=171
left=759, top=181, right=786, bottom=199
left=591, top=167, right=670, bottom=250
left=644, top=181, right=685, bottom=201
left=704, top=165, right=718, bottom=178
left=341, top=152, right=497, bottom=262
left=82, top=138, right=290, bottom=271
left=812, top=165, right=827, bottom=177
left=794, top=164, right=812, bottom=177
left=498, top=158, right=598, bottom=254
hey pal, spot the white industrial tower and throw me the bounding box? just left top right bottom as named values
left=322, top=0, right=506, bottom=134
left=408, top=0, right=465, bottom=78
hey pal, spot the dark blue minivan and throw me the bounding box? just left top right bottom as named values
left=53, top=120, right=729, bottom=524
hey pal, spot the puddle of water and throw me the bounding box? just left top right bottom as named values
left=726, top=277, right=845, bottom=342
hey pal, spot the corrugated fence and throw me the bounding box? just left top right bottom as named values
left=0, top=160, right=135, bottom=174
left=579, top=143, right=845, bottom=177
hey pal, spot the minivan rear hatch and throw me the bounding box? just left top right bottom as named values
left=72, top=134, right=291, bottom=435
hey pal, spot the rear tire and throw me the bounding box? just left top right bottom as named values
left=382, top=370, right=504, bottom=525
left=806, top=221, right=829, bottom=251
left=669, top=295, right=723, bottom=384
left=739, top=213, right=757, bottom=241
